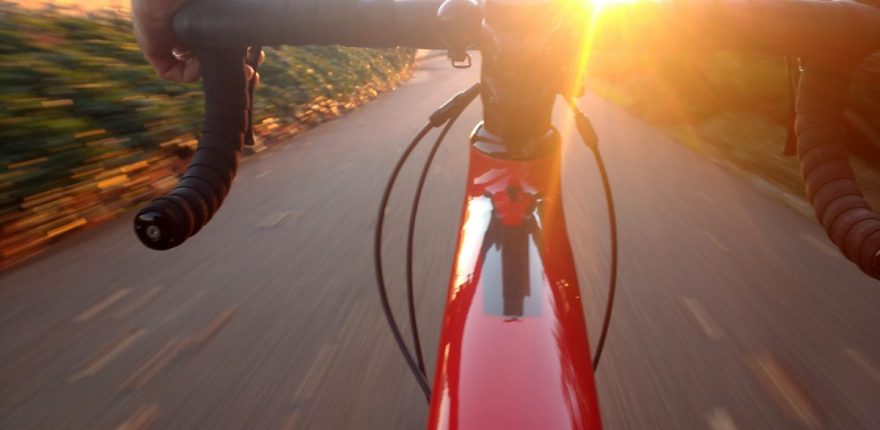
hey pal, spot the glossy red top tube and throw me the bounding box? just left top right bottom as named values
left=428, top=127, right=602, bottom=430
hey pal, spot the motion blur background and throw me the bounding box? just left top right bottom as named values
left=1, top=1, right=879, bottom=429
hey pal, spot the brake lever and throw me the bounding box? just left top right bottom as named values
left=783, top=56, right=802, bottom=156
left=244, top=46, right=262, bottom=146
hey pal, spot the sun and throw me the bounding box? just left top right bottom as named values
left=590, top=0, right=641, bottom=6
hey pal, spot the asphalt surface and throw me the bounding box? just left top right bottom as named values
left=1, top=56, right=879, bottom=430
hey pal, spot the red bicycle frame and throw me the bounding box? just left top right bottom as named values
left=427, top=124, right=602, bottom=430
left=424, top=3, right=604, bottom=428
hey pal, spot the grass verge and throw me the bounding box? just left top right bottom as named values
left=0, top=5, right=414, bottom=269
left=586, top=51, right=880, bottom=215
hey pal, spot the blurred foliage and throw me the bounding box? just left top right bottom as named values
left=0, top=3, right=413, bottom=268
left=584, top=0, right=880, bottom=133
left=585, top=49, right=880, bottom=207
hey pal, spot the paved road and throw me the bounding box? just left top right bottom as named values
left=1, top=56, right=879, bottom=430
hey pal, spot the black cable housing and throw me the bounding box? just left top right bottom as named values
left=374, top=83, right=480, bottom=401
left=405, top=83, right=481, bottom=378
left=564, top=97, right=619, bottom=370
left=373, top=120, right=434, bottom=400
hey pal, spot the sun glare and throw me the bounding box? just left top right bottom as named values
left=566, top=0, right=652, bottom=96
left=589, top=0, right=641, bottom=6
left=557, top=0, right=652, bottom=147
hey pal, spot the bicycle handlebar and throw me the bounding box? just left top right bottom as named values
left=171, top=0, right=880, bottom=57
left=134, top=0, right=880, bottom=280
left=797, top=61, right=880, bottom=279
left=172, top=0, right=452, bottom=49
left=134, top=49, right=248, bottom=250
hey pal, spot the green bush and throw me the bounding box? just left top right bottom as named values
left=0, top=4, right=413, bottom=267
left=585, top=52, right=791, bottom=125
left=0, top=5, right=411, bottom=215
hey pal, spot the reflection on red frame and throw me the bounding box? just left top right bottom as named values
left=428, top=144, right=603, bottom=430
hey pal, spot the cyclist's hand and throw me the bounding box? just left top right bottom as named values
left=132, top=0, right=200, bottom=82
left=246, top=47, right=265, bottom=84
left=132, top=0, right=263, bottom=83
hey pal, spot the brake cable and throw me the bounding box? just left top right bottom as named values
left=405, top=83, right=483, bottom=377
left=377, top=87, right=611, bottom=397
left=564, top=97, right=619, bottom=371
left=374, top=84, right=481, bottom=401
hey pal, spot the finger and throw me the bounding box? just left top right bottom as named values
left=245, top=47, right=266, bottom=65
left=179, top=57, right=201, bottom=83
left=172, top=51, right=194, bottom=62
left=172, top=46, right=194, bottom=62
left=245, top=68, right=261, bottom=88
left=133, top=9, right=201, bottom=83
left=150, top=54, right=201, bottom=83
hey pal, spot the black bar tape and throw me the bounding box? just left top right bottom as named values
left=134, top=49, right=248, bottom=250
left=845, top=218, right=880, bottom=261
left=801, top=146, right=851, bottom=181
left=195, top=144, right=239, bottom=175
left=796, top=60, right=880, bottom=280
left=204, top=104, right=248, bottom=134
left=829, top=209, right=877, bottom=250
left=189, top=150, right=236, bottom=185
left=803, top=159, right=854, bottom=186
left=169, top=187, right=210, bottom=234
left=176, top=176, right=222, bottom=213
left=860, top=231, right=880, bottom=274
left=803, top=162, right=857, bottom=203
left=820, top=195, right=870, bottom=233
left=185, top=164, right=231, bottom=196
left=159, top=194, right=196, bottom=238
left=810, top=179, right=862, bottom=221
